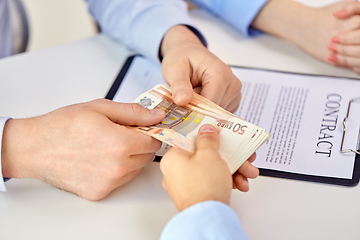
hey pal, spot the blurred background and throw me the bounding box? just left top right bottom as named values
left=22, top=0, right=98, bottom=52
left=20, top=0, right=340, bottom=53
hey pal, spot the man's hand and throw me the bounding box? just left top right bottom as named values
left=160, top=124, right=232, bottom=211
left=233, top=152, right=258, bottom=192
left=1, top=99, right=165, bottom=201
left=160, top=124, right=258, bottom=212
left=160, top=25, right=242, bottom=112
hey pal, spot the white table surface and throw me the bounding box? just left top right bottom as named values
left=1, top=5, right=360, bottom=240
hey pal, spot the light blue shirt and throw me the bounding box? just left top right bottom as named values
left=189, top=0, right=269, bottom=37
left=87, top=0, right=203, bottom=63
left=161, top=200, right=248, bottom=240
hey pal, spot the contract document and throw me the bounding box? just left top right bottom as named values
left=107, top=56, right=360, bottom=186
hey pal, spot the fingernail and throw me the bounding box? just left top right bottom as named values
left=199, top=124, right=215, bottom=133
left=331, top=36, right=340, bottom=43
left=333, top=9, right=346, bottom=17
left=174, top=91, right=189, bottom=104
left=150, top=109, right=165, bottom=115
left=328, top=44, right=337, bottom=53
left=328, top=54, right=338, bottom=63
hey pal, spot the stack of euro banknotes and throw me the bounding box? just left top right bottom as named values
left=133, top=84, right=271, bottom=174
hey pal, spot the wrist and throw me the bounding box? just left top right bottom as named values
left=1, top=119, right=36, bottom=179
left=251, top=0, right=316, bottom=43
left=285, top=6, right=324, bottom=48
left=160, top=25, right=205, bottom=59
left=176, top=195, right=231, bottom=212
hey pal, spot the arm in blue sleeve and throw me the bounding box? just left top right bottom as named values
left=160, top=201, right=248, bottom=240
left=189, top=0, right=269, bottom=37
left=0, top=117, right=11, bottom=192
left=87, top=0, right=206, bottom=63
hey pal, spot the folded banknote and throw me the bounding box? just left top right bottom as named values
left=132, top=84, right=271, bottom=174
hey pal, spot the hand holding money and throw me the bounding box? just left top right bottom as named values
left=160, top=124, right=233, bottom=211
left=132, top=84, right=271, bottom=174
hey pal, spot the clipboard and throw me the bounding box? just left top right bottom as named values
left=106, top=55, right=360, bottom=187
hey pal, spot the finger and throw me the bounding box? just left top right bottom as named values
left=126, top=153, right=157, bottom=171
left=115, top=168, right=144, bottom=188
left=228, top=103, right=240, bottom=114
left=328, top=53, right=360, bottom=67
left=162, top=59, right=193, bottom=106
left=162, top=178, right=169, bottom=192
left=332, top=28, right=360, bottom=45
left=247, top=152, right=257, bottom=163
left=196, top=124, right=219, bottom=150
left=237, top=161, right=259, bottom=179
left=328, top=43, right=360, bottom=57
left=120, top=128, right=162, bottom=154
left=193, top=86, right=202, bottom=94
left=194, top=125, right=220, bottom=161
left=333, top=1, right=360, bottom=19
left=223, top=92, right=242, bottom=113
left=232, top=173, right=249, bottom=192
left=92, top=100, right=166, bottom=126
left=218, top=75, right=242, bottom=110
left=199, top=66, right=234, bottom=106
left=160, top=147, right=192, bottom=178
left=351, top=66, right=360, bottom=74
left=193, top=85, right=241, bottom=112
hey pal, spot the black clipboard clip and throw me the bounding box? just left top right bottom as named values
left=341, top=97, right=360, bottom=155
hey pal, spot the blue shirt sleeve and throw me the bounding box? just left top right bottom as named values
left=160, top=201, right=248, bottom=240
left=189, top=0, right=269, bottom=37
left=87, top=0, right=206, bottom=63
left=0, top=117, right=11, bottom=192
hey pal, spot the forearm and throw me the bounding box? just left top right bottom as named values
left=1, top=119, right=35, bottom=180
left=251, top=0, right=317, bottom=44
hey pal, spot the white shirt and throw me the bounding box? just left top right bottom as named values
left=0, top=117, right=10, bottom=191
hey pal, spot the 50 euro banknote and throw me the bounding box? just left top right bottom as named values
left=132, top=84, right=271, bottom=174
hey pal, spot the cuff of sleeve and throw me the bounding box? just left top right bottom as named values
left=190, top=0, right=268, bottom=38
left=116, top=1, right=205, bottom=63
left=130, top=4, right=204, bottom=62
left=158, top=25, right=207, bottom=61
left=0, top=117, right=11, bottom=192
left=160, top=200, right=248, bottom=240
left=223, top=0, right=269, bottom=37
left=186, top=25, right=207, bottom=48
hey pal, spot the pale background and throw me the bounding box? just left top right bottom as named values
left=22, top=0, right=97, bottom=52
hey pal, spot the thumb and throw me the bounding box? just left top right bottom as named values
left=195, top=124, right=220, bottom=159
left=162, top=59, right=194, bottom=106
left=333, top=2, right=360, bottom=19
left=95, top=100, right=165, bottom=126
